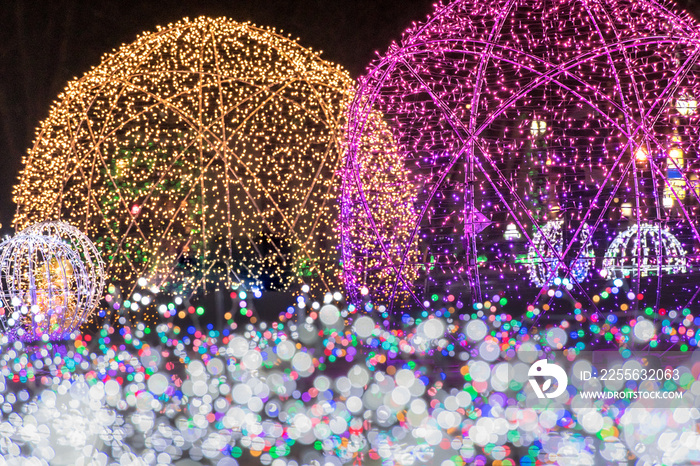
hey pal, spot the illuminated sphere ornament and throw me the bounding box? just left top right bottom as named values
left=526, top=220, right=593, bottom=289
left=0, top=234, right=90, bottom=342
left=14, top=17, right=352, bottom=296
left=21, top=221, right=105, bottom=313
left=343, top=0, right=700, bottom=314
left=602, top=223, right=688, bottom=280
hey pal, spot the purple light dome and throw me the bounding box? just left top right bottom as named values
left=342, top=0, right=700, bottom=316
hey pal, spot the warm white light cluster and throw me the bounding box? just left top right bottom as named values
left=13, top=17, right=353, bottom=298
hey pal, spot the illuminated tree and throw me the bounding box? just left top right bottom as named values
left=14, top=17, right=352, bottom=297
left=343, top=0, right=700, bottom=315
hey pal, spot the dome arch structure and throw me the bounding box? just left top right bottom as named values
left=342, top=0, right=700, bottom=316
left=14, top=16, right=353, bottom=298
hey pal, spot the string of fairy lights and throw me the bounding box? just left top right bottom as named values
left=13, top=17, right=353, bottom=312
left=4, top=0, right=700, bottom=464
left=343, top=0, right=700, bottom=318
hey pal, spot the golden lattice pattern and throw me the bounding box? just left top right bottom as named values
left=14, top=17, right=353, bottom=297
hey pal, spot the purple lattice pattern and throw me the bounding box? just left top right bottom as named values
left=342, top=0, right=700, bottom=317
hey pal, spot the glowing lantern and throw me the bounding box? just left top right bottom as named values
left=620, top=202, right=633, bottom=219
left=664, top=147, right=686, bottom=208
left=503, top=223, right=521, bottom=241
left=529, top=120, right=547, bottom=138
left=634, top=147, right=648, bottom=163
left=676, top=93, right=697, bottom=116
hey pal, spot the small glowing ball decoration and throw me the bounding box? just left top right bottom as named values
left=526, top=220, right=593, bottom=288
left=602, top=223, right=688, bottom=279
left=0, top=234, right=90, bottom=342
left=13, top=17, right=352, bottom=296
left=21, top=221, right=105, bottom=313
left=343, top=0, right=700, bottom=313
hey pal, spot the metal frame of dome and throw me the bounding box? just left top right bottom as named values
left=14, top=17, right=352, bottom=299
left=343, top=0, right=700, bottom=317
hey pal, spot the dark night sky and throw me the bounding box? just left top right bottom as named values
left=2, top=0, right=700, bottom=236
